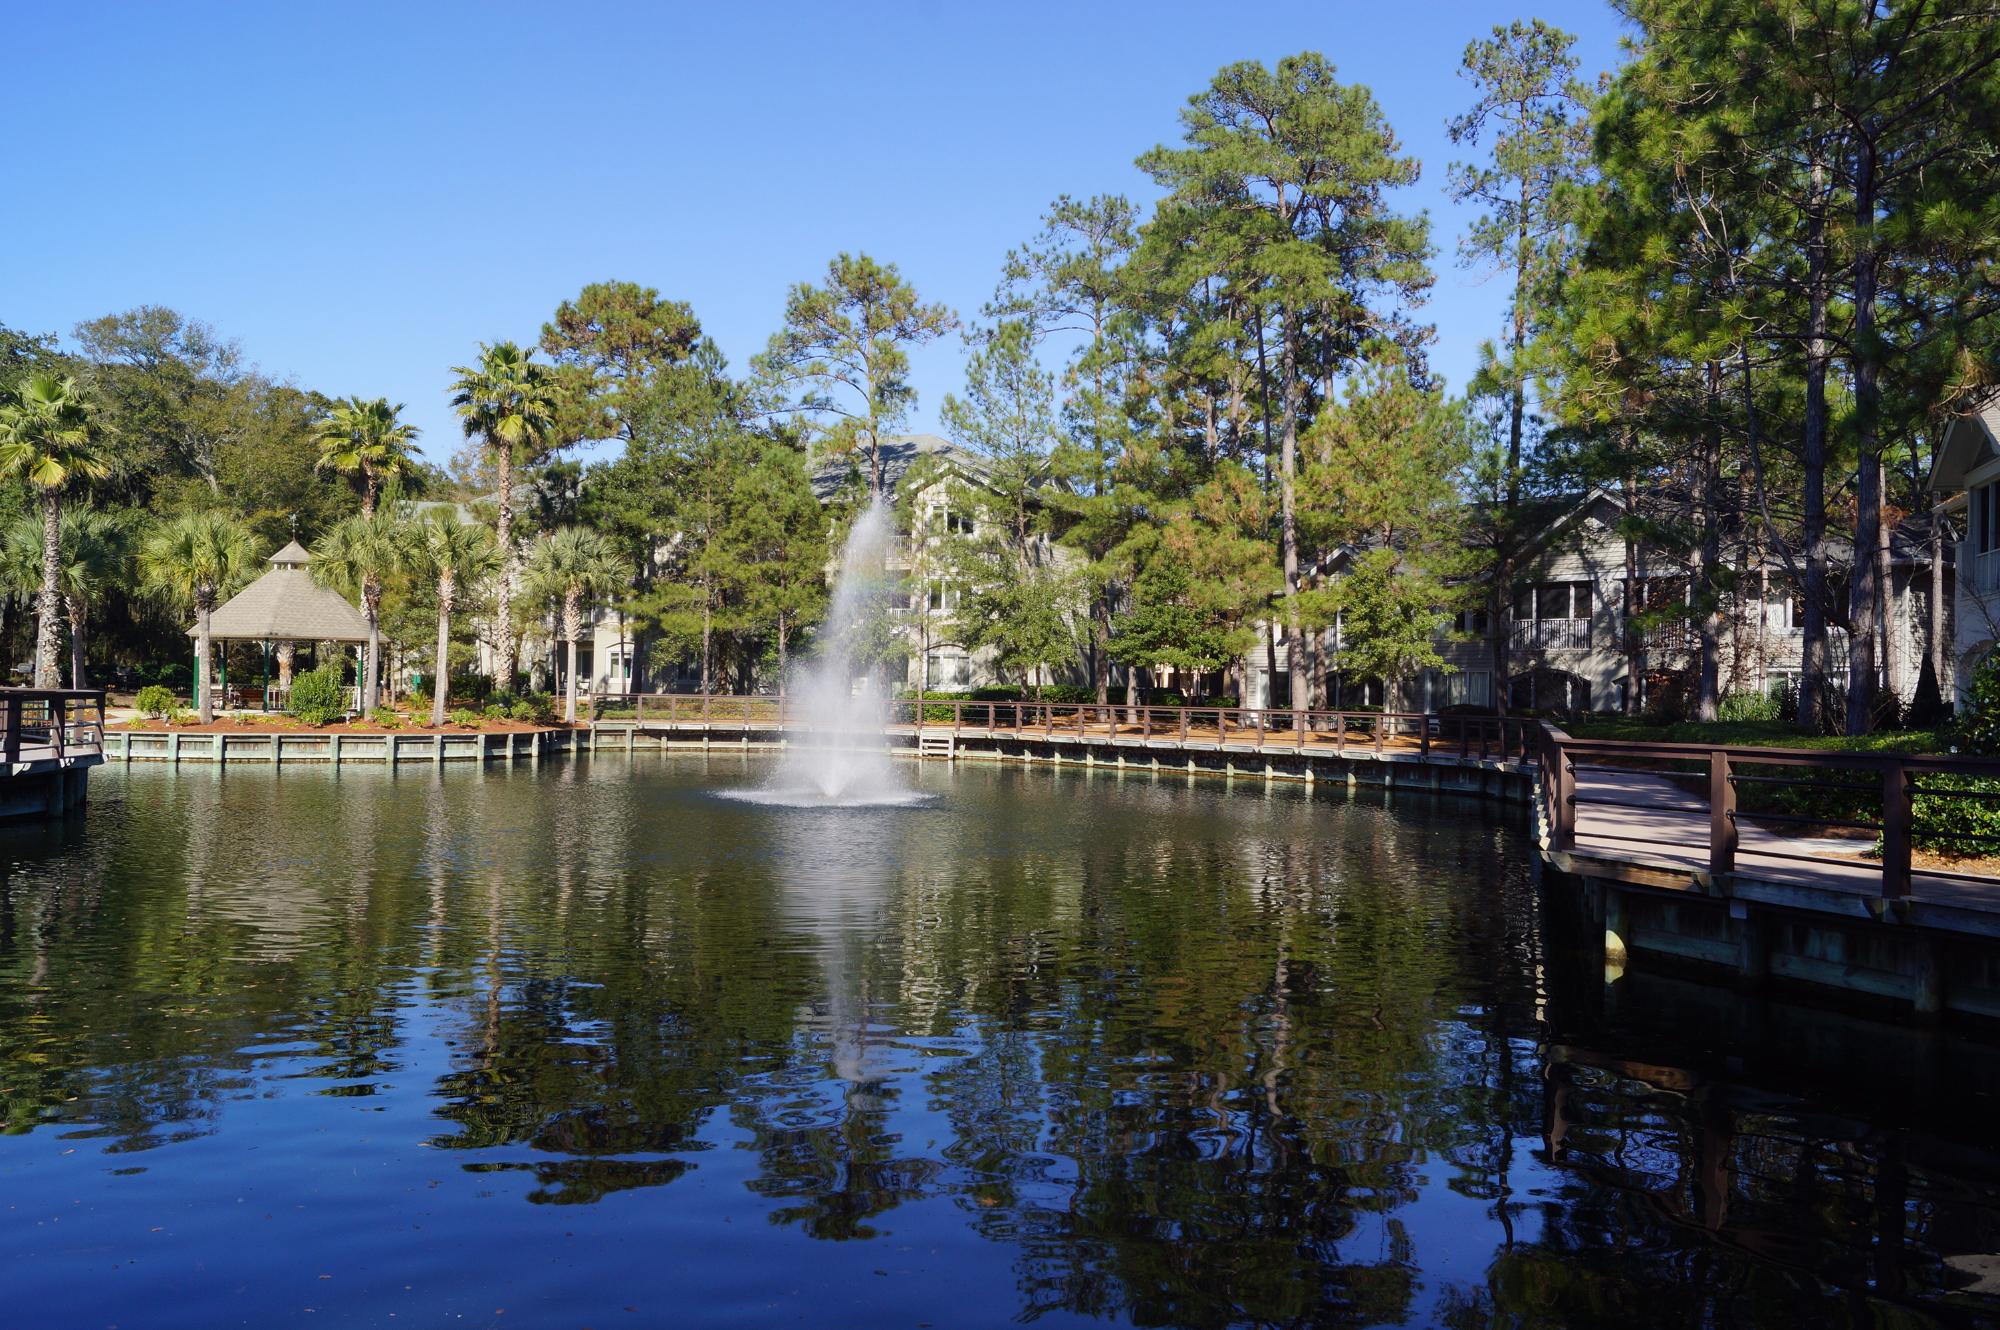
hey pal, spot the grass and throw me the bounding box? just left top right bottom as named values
left=1560, top=717, right=1951, bottom=755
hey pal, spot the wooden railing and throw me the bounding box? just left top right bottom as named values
left=0, top=689, right=107, bottom=765
left=1537, top=722, right=2000, bottom=895
left=587, top=692, right=1540, bottom=762
left=1511, top=617, right=1591, bottom=651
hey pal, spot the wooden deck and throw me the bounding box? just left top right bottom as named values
left=1565, top=765, right=1999, bottom=919
left=0, top=690, right=106, bottom=820
left=0, top=689, right=106, bottom=772
left=589, top=693, right=1539, bottom=765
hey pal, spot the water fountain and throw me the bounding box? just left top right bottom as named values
left=727, top=496, right=928, bottom=808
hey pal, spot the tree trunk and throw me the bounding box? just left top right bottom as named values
left=67, top=599, right=85, bottom=690
left=699, top=579, right=712, bottom=697
left=361, top=577, right=383, bottom=713
left=433, top=575, right=454, bottom=728
left=1878, top=514, right=1899, bottom=707
left=1845, top=146, right=1882, bottom=736
left=1931, top=517, right=1949, bottom=693
left=196, top=596, right=215, bottom=724
left=776, top=610, right=789, bottom=701
left=564, top=636, right=579, bottom=724
left=1279, top=326, right=1304, bottom=726
left=493, top=442, right=516, bottom=690
left=1622, top=475, right=1641, bottom=715
left=1093, top=591, right=1111, bottom=707
left=1697, top=362, right=1724, bottom=722
left=563, top=591, right=580, bottom=723
left=33, top=490, right=62, bottom=690
left=1800, top=146, right=1832, bottom=733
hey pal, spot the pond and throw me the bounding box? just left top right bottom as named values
left=3, top=756, right=1999, bottom=1328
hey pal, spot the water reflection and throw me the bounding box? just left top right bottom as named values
left=0, top=758, right=1996, bottom=1327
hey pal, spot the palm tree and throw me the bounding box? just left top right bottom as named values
left=524, top=526, right=632, bottom=722
left=1, top=508, right=135, bottom=689
left=138, top=511, right=260, bottom=723
left=0, top=373, right=112, bottom=688
left=401, top=508, right=500, bottom=727
left=312, top=500, right=409, bottom=713
left=448, top=343, right=563, bottom=688
left=313, top=397, right=421, bottom=518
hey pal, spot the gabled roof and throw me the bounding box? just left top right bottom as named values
left=189, top=545, right=373, bottom=643
left=809, top=434, right=991, bottom=502
left=1930, top=396, right=2000, bottom=492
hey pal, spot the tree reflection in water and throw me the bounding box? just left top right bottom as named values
left=0, top=758, right=1997, bottom=1327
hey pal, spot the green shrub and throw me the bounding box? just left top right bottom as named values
left=510, top=700, right=537, bottom=722
left=484, top=704, right=509, bottom=722
left=1952, top=656, right=2000, bottom=756
left=135, top=684, right=177, bottom=721
left=449, top=706, right=478, bottom=728
left=371, top=706, right=402, bottom=730
left=522, top=693, right=557, bottom=724
left=287, top=666, right=347, bottom=727
left=1718, top=689, right=1781, bottom=724
left=409, top=686, right=431, bottom=715
left=1912, top=775, right=2000, bottom=859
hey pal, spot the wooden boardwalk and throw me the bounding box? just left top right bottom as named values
left=0, top=690, right=106, bottom=820
left=1568, top=766, right=1996, bottom=915
left=589, top=693, right=1539, bottom=766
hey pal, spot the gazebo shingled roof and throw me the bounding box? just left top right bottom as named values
left=187, top=541, right=372, bottom=643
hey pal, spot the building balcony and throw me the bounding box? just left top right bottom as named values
left=1509, top=618, right=1590, bottom=652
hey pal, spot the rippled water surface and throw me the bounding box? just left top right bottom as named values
left=4, top=756, right=2000, bottom=1328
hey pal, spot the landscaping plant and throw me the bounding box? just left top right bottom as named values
left=287, top=664, right=348, bottom=727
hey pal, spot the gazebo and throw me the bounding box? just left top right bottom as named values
left=189, top=541, right=371, bottom=710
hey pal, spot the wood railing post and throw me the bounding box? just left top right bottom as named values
left=1552, top=738, right=1575, bottom=851
left=1179, top=707, right=1189, bottom=744
left=1882, top=760, right=1912, bottom=899
left=953, top=701, right=962, bottom=738
left=3, top=695, right=18, bottom=765
left=1420, top=713, right=1431, bottom=759
left=1255, top=708, right=1266, bottom=747
left=1709, top=750, right=1737, bottom=880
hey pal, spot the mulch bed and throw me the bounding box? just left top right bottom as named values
left=121, top=716, right=584, bottom=735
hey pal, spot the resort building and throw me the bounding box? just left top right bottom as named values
left=1250, top=486, right=1951, bottom=717
left=1930, top=395, right=2000, bottom=700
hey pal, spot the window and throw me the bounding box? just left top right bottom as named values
left=1517, top=583, right=1591, bottom=620
left=1445, top=670, right=1491, bottom=706
left=1454, top=609, right=1490, bottom=635
left=1977, top=482, right=2000, bottom=555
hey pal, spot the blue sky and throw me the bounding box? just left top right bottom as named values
left=4, top=2, right=1629, bottom=468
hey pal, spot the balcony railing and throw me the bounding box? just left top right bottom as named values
left=1510, top=617, right=1590, bottom=651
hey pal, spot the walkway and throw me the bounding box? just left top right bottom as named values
left=1556, top=749, right=2000, bottom=922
